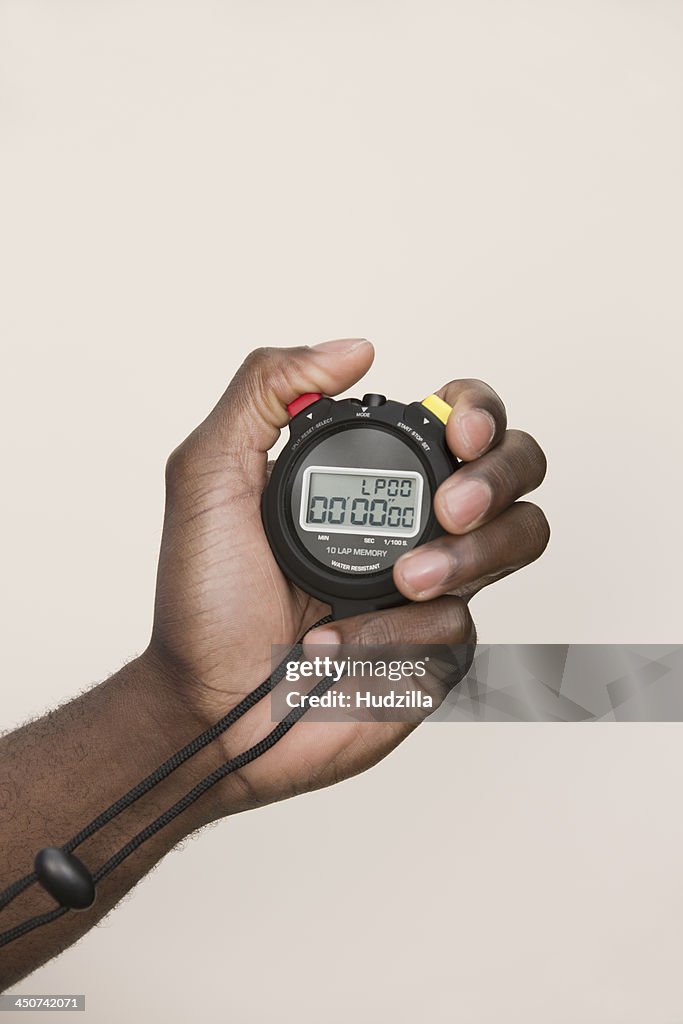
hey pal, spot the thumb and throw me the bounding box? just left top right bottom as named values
left=200, top=339, right=374, bottom=460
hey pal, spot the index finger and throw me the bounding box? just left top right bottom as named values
left=435, top=378, right=507, bottom=461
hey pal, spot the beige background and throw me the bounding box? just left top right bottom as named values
left=1, top=1, right=682, bottom=1021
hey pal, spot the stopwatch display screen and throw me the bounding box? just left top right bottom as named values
left=299, top=467, right=423, bottom=538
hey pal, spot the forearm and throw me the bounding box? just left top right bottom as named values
left=0, top=653, right=219, bottom=988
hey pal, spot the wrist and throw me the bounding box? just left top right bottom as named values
left=113, top=652, right=201, bottom=763
left=134, top=644, right=210, bottom=746
left=103, top=651, right=225, bottom=832
left=135, top=640, right=287, bottom=823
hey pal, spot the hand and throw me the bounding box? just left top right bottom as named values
left=147, top=340, right=549, bottom=819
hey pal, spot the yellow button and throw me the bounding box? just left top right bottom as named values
left=421, top=394, right=453, bottom=425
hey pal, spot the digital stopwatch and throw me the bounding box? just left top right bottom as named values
left=262, top=390, right=459, bottom=619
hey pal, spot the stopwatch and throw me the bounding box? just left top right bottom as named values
left=262, top=390, right=459, bottom=619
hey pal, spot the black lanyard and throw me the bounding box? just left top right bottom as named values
left=0, top=618, right=333, bottom=949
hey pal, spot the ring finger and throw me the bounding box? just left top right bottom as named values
left=394, top=501, right=550, bottom=601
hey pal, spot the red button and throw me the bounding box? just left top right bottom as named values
left=287, top=393, right=322, bottom=418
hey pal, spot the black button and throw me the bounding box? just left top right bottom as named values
left=361, top=394, right=386, bottom=407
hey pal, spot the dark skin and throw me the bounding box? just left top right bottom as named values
left=0, top=339, right=549, bottom=987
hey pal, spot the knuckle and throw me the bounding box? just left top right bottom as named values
left=355, top=612, right=400, bottom=648
left=515, top=501, right=551, bottom=555
left=506, top=429, right=548, bottom=482
left=242, top=346, right=274, bottom=372
left=164, top=436, right=199, bottom=490
left=238, top=347, right=274, bottom=403
left=460, top=377, right=489, bottom=391
left=461, top=379, right=506, bottom=415
left=237, top=345, right=310, bottom=417
left=443, top=378, right=495, bottom=403
left=443, top=596, right=475, bottom=641
left=459, top=525, right=495, bottom=574
left=165, top=442, right=188, bottom=486
left=422, top=596, right=474, bottom=643
left=240, top=344, right=289, bottom=389
left=462, top=377, right=497, bottom=395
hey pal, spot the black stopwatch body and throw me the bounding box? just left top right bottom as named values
left=262, top=394, right=459, bottom=619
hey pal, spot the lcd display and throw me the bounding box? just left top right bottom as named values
left=299, top=466, right=423, bottom=537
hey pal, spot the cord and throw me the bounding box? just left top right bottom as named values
left=0, top=619, right=333, bottom=949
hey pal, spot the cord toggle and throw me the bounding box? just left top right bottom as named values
left=34, top=847, right=96, bottom=910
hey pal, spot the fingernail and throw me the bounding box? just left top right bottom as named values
left=398, top=549, right=452, bottom=595
left=312, top=338, right=370, bottom=354
left=441, top=478, right=492, bottom=530
left=303, top=627, right=340, bottom=660
left=456, top=409, right=495, bottom=457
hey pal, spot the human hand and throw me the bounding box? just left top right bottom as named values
left=147, top=340, right=548, bottom=819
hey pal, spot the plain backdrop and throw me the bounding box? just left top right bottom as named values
left=1, top=2, right=682, bottom=1021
